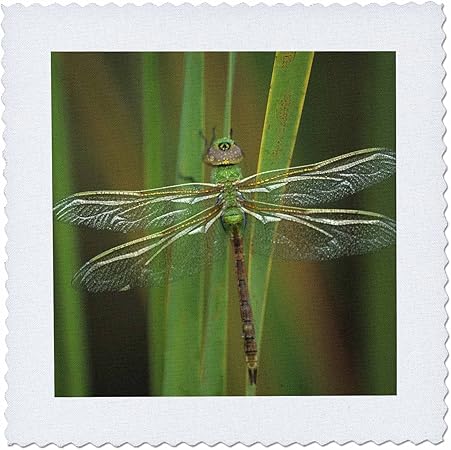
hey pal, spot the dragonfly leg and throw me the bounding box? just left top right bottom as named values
left=177, top=171, right=197, bottom=183
left=198, top=129, right=209, bottom=150
left=231, top=226, right=258, bottom=385
left=210, top=127, right=216, bottom=146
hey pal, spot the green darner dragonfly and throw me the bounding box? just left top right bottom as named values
left=54, top=138, right=396, bottom=385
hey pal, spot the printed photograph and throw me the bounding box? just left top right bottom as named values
left=52, top=52, right=396, bottom=396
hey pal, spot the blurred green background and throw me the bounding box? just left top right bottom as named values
left=52, top=52, right=396, bottom=396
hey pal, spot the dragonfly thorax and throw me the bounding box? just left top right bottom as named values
left=220, top=178, right=246, bottom=230
left=204, top=137, right=243, bottom=167
left=211, top=164, right=243, bottom=184
left=221, top=206, right=245, bottom=229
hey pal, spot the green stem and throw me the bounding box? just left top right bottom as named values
left=247, top=52, right=314, bottom=390
left=199, top=53, right=237, bottom=395
left=223, top=53, right=236, bottom=137
left=162, top=53, right=205, bottom=396
left=246, top=383, right=257, bottom=396
left=142, top=52, right=166, bottom=396
left=200, top=240, right=229, bottom=395
left=359, top=53, right=396, bottom=394
left=52, top=53, right=90, bottom=396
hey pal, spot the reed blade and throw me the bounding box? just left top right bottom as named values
left=52, top=53, right=90, bottom=396
left=200, top=52, right=237, bottom=395
left=162, top=53, right=205, bottom=396
left=247, top=52, right=314, bottom=390
left=142, top=52, right=167, bottom=395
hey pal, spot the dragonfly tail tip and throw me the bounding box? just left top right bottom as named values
left=248, top=366, right=257, bottom=385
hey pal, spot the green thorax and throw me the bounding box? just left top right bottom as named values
left=211, top=164, right=243, bottom=185
left=213, top=165, right=244, bottom=228
left=204, top=137, right=245, bottom=229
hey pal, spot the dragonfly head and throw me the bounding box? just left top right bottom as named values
left=204, top=137, right=243, bottom=166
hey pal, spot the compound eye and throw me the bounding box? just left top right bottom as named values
left=219, top=142, right=231, bottom=151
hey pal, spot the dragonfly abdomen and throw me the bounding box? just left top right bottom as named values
left=231, top=225, right=258, bottom=385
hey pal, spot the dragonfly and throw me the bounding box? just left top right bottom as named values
left=54, top=138, right=396, bottom=385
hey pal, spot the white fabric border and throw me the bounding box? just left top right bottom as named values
left=3, top=3, right=447, bottom=446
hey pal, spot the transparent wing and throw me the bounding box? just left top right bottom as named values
left=73, top=204, right=225, bottom=292
left=242, top=200, right=395, bottom=261
left=54, top=183, right=221, bottom=233
left=237, top=148, right=395, bottom=207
